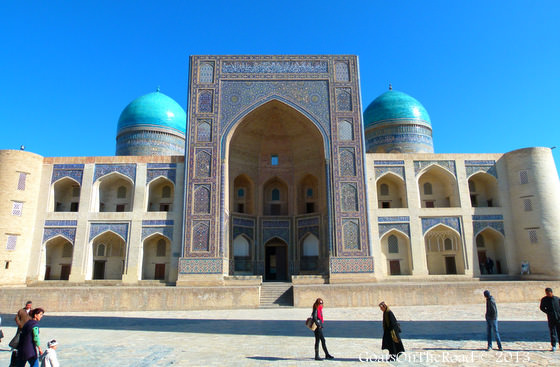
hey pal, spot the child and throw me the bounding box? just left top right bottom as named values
left=40, top=339, right=59, bottom=367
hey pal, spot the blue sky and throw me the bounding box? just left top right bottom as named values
left=1, top=1, right=559, bottom=175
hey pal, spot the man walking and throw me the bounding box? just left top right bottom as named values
left=15, top=301, right=32, bottom=331
left=484, top=290, right=502, bottom=351
left=540, top=287, right=560, bottom=351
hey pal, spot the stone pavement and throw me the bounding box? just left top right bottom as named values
left=0, top=302, right=558, bottom=366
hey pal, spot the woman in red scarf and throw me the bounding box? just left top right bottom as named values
left=312, top=298, right=334, bottom=360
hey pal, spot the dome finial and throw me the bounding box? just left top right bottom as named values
left=389, top=83, right=392, bottom=91
left=156, top=86, right=160, bottom=93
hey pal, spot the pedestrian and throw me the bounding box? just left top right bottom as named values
left=40, top=340, right=59, bottom=367
left=311, top=298, right=334, bottom=360
left=483, top=290, right=503, bottom=351
left=379, top=301, right=404, bottom=361
left=16, top=307, right=45, bottom=367
left=0, top=314, right=4, bottom=342
left=485, top=258, right=494, bottom=274
left=539, top=287, right=560, bottom=351
left=15, top=301, right=33, bottom=331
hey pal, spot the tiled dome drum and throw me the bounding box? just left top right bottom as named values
left=363, top=90, right=434, bottom=153
left=116, top=91, right=186, bottom=156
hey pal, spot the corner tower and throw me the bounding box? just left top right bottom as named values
left=115, top=90, right=186, bottom=156
left=363, top=87, right=434, bottom=153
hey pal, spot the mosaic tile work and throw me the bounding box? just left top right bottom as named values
left=414, top=160, right=457, bottom=177
left=374, top=160, right=405, bottom=165
left=51, top=164, right=85, bottom=184
left=146, top=168, right=176, bottom=184
left=219, top=80, right=331, bottom=143
left=43, top=227, right=76, bottom=244
left=89, top=223, right=129, bottom=241
left=262, top=218, right=291, bottom=243
left=472, top=215, right=503, bottom=221
left=93, top=164, right=136, bottom=183
left=375, top=166, right=405, bottom=180
left=192, top=221, right=210, bottom=251
left=142, top=220, right=174, bottom=226
left=338, top=119, right=354, bottom=141
left=193, top=185, right=211, bottom=214
left=473, top=221, right=505, bottom=236
left=233, top=226, right=254, bottom=240
left=298, top=226, right=320, bottom=241
left=336, top=88, right=352, bottom=111
left=196, top=120, right=212, bottom=142
left=421, top=217, right=461, bottom=235
left=341, top=183, right=358, bottom=212
left=199, top=62, right=214, bottom=83
left=198, top=90, right=213, bottom=113
left=221, top=60, right=328, bottom=74
left=195, top=150, right=212, bottom=177
left=335, top=62, right=350, bottom=81
left=115, top=131, right=185, bottom=156
left=378, top=216, right=410, bottom=223
left=379, top=223, right=410, bottom=238
left=339, top=148, right=356, bottom=176
left=330, top=256, right=374, bottom=273
left=297, top=217, right=320, bottom=226
left=45, top=220, right=78, bottom=226
left=263, top=220, right=290, bottom=228
left=233, top=217, right=255, bottom=227
left=342, top=219, right=360, bottom=250
left=465, top=160, right=498, bottom=179
left=141, top=226, right=174, bottom=241
left=178, top=258, right=222, bottom=274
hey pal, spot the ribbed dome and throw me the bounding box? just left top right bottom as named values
left=117, top=91, right=186, bottom=134
left=363, top=90, right=431, bottom=129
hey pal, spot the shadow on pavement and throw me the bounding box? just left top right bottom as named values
left=0, top=313, right=550, bottom=342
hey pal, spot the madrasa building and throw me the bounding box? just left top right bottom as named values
left=1, top=55, right=560, bottom=308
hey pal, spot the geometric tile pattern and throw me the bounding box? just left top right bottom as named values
left=378, top=216, right=410, bottom=223
left=6, top=235, right=18, bottom=250
left=199, top=62, right=214, bottom=83
left=198, top=90, right=213, bottom=113
left=89, top=222, right=129, bottom=242
left=465, top=160, right=497, bottom=179
left=334, top=62, right=350, bottom=82
left=472, top=215, right=503, bottom=221
left=375, top=166, right=405, bottom=180
left=339, top=148, right=356, bottom=176
left=473, top=221, right=505, bottom=237
left=262, top=219, right=291, bottom=244
left=378, top=223, right=410, bottom=238
left=330, top=256, right=374, bottom=273
left=341, top=183, right=358, bottom=212
left=93, top=164, right=136, bottom=183
left=192, top=221, right=210, bottom=251
left=147, top=164, right=177, bottom=184
left=414, top=160, right=456, bottom=177
left=197, top=120, right=212, bottom=142
left=421, top=217, right=461, bottom=235
left=178, top=258, right=222, bottom=274
left=338, top=119, right=353, bottom=141
left=52, top=164, right=85, bottom=184
left=43, top=227, right=77, bottom=244
left=193, top=185, right=211, bottom=214
left=141, top=226, right=174, bottom=241
left=335, top=88, right=352, bottom=111
left=17, top=172, right=27, bottom=190
left=221, top=60, right=328, bottom=73
left=195, top=150, right=212, bottom=177
left=342, top=219, right=360, bottom=250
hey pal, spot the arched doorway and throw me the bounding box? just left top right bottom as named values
left=226, top=100, right=327, bottom=280
left=380, top=231, right=412, bottom=276
left=418, top=166, right=460, bottom=208
left=475, top=228, right=507, bottom=274
left=89, top=231, right=126, bottom=280
left=424, top=224, right=465, bottom=275
left=43, top=236, right=73, bottom=280
left=142, top=234, right=171, bottom=280
left=265, top=239, right=288, bottom=281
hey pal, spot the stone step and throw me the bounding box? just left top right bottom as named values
left=259, top=283, right=293, bottom=307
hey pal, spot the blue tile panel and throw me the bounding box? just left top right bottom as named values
left=414, top=160, right=457, bottom=177
left=221, top=60, right=328, bottom=74
left=45, top=220, right=78, bottom=226
left=142, top=220, right=174, bottom=226
left=51, top=164, right=84, bottom=184
left=178, top=258, right=222, bottom=274
left=43, top=227, right=76, bottom=244
left=342, top=219, right=360, bottom=250
left=116, top=130, right=185, bottom=156
left=141, top=226, right=174, bottom=241
left=263, top=220, right=290, bottom=228
left=421, top=217, right=461, bottom=235
left=147, top=163, right=177, bottom=169
left=472, top=215, right=503, bottom=221
left=330, top=257, right=374, bottom=273
left=472, top=215, right=504, bottom=236
left=378, top=216, right=410, bottom=222
left=89, top=223, right=129, bottom=241
left=298, top=226, right=320, bottom=241
left=233, top=226, right=254, bottom=240
left=192, top=221, right=210, bottom=251
left=233, top=217, right=255, bottom=227
left=146, top=167, right=176, bottom=184
left=93, top=164, right=136, bottom=182
left=375, top=166, right=405, bottom=180
left=465, top=160, right=498, bottom=179
left=297, top=217, right=320, bottom=226
left=378, top=223, right=410, bottom=238
left=374, top=160, right=405, bottom=165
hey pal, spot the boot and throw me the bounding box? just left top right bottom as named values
left=326, top=354, right=334, bottom=359
left=315, top=347, right=322, bottom=360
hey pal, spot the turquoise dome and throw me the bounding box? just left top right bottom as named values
left=117, top=91, right=186, bottom=134
left=363, top=90, right=431, bottom=129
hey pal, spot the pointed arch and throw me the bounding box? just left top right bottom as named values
left=376, top=171, right=407, bottom=208
left=147, top=176, right=175, bottom=212
left=468, top=171, right=500, bottom=207
left=142, top=233, right=170, bottom=280
left=417, top=165, right=460, bottom=208
left=380, top=229, right=412, bottom=276
left=94, top=171, right=134, bottom=212
left=424, top=224, right=465, bottom=275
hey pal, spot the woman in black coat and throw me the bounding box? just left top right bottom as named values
left=312, top=298, right=334, bottom=361
left=379, top=301, right=404, bottom=360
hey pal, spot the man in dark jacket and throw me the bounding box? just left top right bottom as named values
left=540, top=287, right=560, bottom=351
left=484, top=290, right=502, bottom=351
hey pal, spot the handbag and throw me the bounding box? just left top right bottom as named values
left=305, top=317, right=317, bottom=331
left=9, top=330, right=21, bottom=349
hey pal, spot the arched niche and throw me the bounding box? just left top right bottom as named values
left=142, top=234, right=170, bottom=280
left=93, top=172, right=134, bottom=212
left=468, top=172, right=500, bottom=207
left=263, top=177, right=289, bottom=216
left=380, top=231, right=412, bottom=276
left=147, top=177, right=174, bottom=212
left=418, top=166, right=460, bottom=208
left=377, top=172, right=407, bottom=208
left=232, top=174, right=254, bottom=215
left=51, top=177, right=80, bottom=212
left=424, top=224, right=465, bottom=275
left=43, top=236, right=73, bottom=280
left=298, top=174, right=320, bottom=214
left=475, top=228, right=507, bottom=275
left=232, top=235, right=252, bottom=273
left=88, top=231, right=126, bottom=280
left=300, top=233, right=319, bottom=271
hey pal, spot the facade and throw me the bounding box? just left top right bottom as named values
left=1, top=55, right=559, bottom=287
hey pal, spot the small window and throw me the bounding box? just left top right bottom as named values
left=528, top=229, right=538, bottom=244
left=116, top=204, right=125, bottom=212
left=380, top=183, right=389, bottom=196
left=117, top=186, right=127, bottom=198
left=70, top=202, right=79, bottom=212
left=425, top=201, right=435, bottom=208
left=523, top=198, right=533, bottom=212
left=72, top=186, right=80, bottom=197
left=519, top=170, right=529, bottom=185
left=12, top=201, right=23, bottom=216
left=162, top=186, right=171, bottom=199
left=6, top=235, right=18, bottom=250
left=156, top=239, right=166, bottom=257
left=306, top=202, right=315, bottom=213
left=5, top=260, right=10, bottom=269
left=237, top=188, right=245, bottom=198
left=487, top=199, right=493, bottom=207
left=17, top=172, right=27, bottom=191
left=388, top=235, right=399, bottom=253
left=306, top=188, right=313, bottom=198
left=159, top=203, right=170, bottom=212
left=271, top=155, right=279, bottom=166
left=476, top=235, right=485, bottom=248
left=381, top=201, right=391, bottom=208
left=237, top=203, right=244, bottom=213
left=96, top=244, right=106, bottom=257
left=271, top=188, right=280, bottom=201
left=423, top=182, right=433, bottom=195
left=444, top=238, right=453, bottom=251
left=468, top=181, right=476, bottom=193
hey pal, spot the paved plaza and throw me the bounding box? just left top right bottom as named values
left=1, top=302, right=559, bottom=366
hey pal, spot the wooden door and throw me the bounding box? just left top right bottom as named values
left=60, top=265, right=71, bottom=280
left=445, top=256, right=457, bottom=274
left=389, top=260, right=401, bottom=275
left=154, top=264, right=165, bottom=280
left=93, top=260, right=105, bottom=279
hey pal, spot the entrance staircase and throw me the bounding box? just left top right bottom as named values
left=259, top=282, right=293, bottom=308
